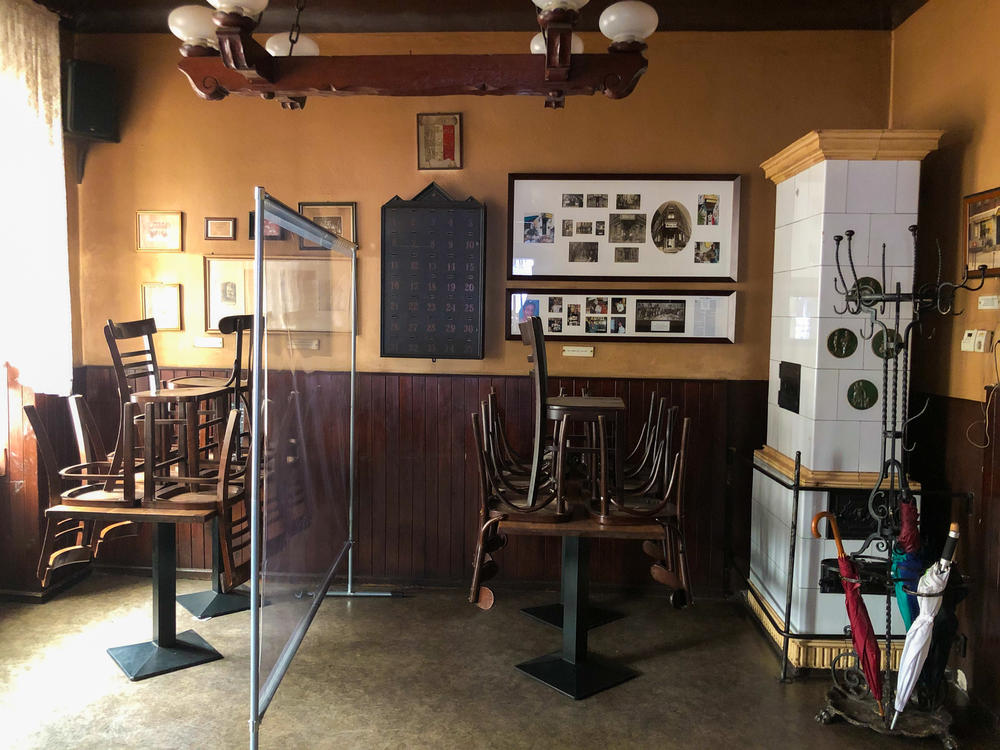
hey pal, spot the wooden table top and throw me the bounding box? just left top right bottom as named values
left=45, top=504, right=216, bottom=523
left=132, top=384, right=229, bottom=403
left=497, top=506, right=661, bottom=540
left=166, top=375, right=233, bottom=389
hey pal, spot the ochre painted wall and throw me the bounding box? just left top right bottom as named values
left=892, top=0, right=1000, bottom=401
left=71, top=30, right=889, bottom=378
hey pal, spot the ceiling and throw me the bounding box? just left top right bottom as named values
left=40, top=0, right=930, bottom=34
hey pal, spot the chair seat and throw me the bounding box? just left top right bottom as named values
left=61, top=485, right=134, bottom=508
left=141, top=483, right=242, bottom=511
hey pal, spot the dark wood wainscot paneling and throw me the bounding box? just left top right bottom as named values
left=909, top=392, right=1000, bottom=726
left=0, top=365, right=79, bottom=597
left=73, top=367, right=766, bottom=596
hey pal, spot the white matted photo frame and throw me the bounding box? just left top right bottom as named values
left=507, top=173, right=741, bottom=282
left=140, top=282, right=182, bottom=331
left=964, top=186, right=1000, bottom=276
left=203, top=256, right=353, bottom=333
left=204, top=216, right=237, bottom=240
left=297, top=202, right=357, bottom=250
left=417, top=113, right=462, bottom=170
left=136, top=210, right=183, bottom=252
left=506, top=288, right=736, bottom=343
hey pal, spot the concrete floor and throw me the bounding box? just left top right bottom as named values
left=0, top=572, right=994, bottom=749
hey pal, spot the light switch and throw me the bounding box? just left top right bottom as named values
left=974, top=330, right=993, bottom=353
left=961, top=329, right=976, bottom=352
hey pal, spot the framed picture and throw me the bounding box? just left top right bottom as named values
left=136, top=210, right=183, bottom=252
left=248, top=211, right=287, bottom=241
left=506, top=288, right=736, bottom=343
left=140, top=282, right=182, bottom=331
left=964, top=186, right=1000, bottom=276
left=297, top=202, right=357, bottom=250
left=507, top=173, right=741, bottom=281
left=204, top=256, right=352, bottom=333
left=204, top=216, right=237, bottom=240
left=417, top=112, right=462, bottom=170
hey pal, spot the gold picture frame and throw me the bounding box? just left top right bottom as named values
left=136, top=210, right=183, bottom=252
left=140, top=282, right=182, bottom=331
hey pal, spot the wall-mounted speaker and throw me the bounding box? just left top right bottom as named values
left=62, top=60, right=119, bottom=142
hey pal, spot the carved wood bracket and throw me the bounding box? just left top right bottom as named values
left=176, top=9, right=648, bottom=109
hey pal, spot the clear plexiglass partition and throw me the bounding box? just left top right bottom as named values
left=248, top=188, right=358, bottom=749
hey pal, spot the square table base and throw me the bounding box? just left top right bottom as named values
left=107, top=629, right=222, bottom=681
left=176, top=589, right=251, bottom=619
left=520, top=602, right=624, bottom=630
left=515, top=652, right=638, bottom=700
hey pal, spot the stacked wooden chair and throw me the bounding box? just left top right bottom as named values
left=468, top=316, right=695, bottom=610
left=29, top=399, right=140, bottom=587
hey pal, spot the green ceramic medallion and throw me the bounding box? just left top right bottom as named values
left=872, top=329, right=903, bottom=360
left=827, top=328, right=858, bottom=358
left=849, top=276, right=883, bottom=307
left=847, top=379, right=878, bottom=410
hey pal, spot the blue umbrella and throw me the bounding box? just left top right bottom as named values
left=893, top=500, right=922, bottom=630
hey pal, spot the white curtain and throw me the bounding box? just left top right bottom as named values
left=0, top=0, right=72, bottom=395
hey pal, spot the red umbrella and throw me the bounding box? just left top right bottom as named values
left=897, top=500, right=920, bottom=554
left=813, top=511, right=883, bottom=715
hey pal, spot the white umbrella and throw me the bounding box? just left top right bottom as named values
left=890, top=523, right=960, bottom=730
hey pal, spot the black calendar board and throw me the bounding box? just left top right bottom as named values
left=381, top=183, right=486, bottom=359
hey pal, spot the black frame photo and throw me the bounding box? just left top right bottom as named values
left=506, top=288, right=736, bottom=343
left=507, top=173, right=741, bottom=282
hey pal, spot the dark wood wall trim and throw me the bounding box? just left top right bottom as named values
left=909, top=392, right=999, bottom=726
left=71, top=366, right=766, bottom=597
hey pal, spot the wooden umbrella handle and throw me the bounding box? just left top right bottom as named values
left=811, top=511, right=845, bottom=558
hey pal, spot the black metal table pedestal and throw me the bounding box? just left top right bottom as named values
left=177, top=518, right=251, bottom=619
left=107, top=523, right=222, bottom=681
left=516, top=537, right=637, bottom=699
left=520, top=603, right=624, bottom=631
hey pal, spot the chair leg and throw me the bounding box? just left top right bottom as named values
left=36, top=517, right=60, bottom=586
left=469, top=516, right=503, bottom=609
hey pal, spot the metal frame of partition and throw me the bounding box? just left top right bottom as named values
left=249, top=187, right=359, bottom=749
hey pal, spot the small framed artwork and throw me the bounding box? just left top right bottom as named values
left=297, top=202, right=357, bottom=250
left=417, top=112, right=462, bottom=170
left=140, top=282, right=182, bottom=331
left=204, top=216, right=237, bottom=240
left=964, top=186, right=1000, bottom=276
left=136, top=210, right=183, bottom=252
left=248, top=211, right=286, bottom=241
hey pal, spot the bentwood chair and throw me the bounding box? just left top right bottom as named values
left=141, top=407, right=251, bottom=591
left=28, top=401, right=140, bottom=587
left=169, top=314, right=253, bottom=423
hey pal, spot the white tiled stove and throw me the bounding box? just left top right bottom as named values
left=750, top=130, right=943, bottom=648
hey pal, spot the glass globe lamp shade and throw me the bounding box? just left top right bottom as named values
left=532, top=0, right=589, bottom=11
left=599, top=1, right=658, bottom=43
left=529, top=32, right=584, bottom=55
left=265, top=33, right=320, bottom=56
left=168, top=5, right=219, bottom=48
left=207, top=0, right=269, bottom=17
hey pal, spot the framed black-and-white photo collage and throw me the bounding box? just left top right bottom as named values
left=505, top=173, right=740, bottom=345
left=507, top=173, right=740, bottom=282
left=506, top=289, right=736, bottom=343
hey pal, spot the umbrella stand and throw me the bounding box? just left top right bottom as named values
left=809, top=225, right=972, bottom=750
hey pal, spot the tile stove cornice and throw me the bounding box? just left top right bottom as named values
left=760, top=129, right=944, bottom=185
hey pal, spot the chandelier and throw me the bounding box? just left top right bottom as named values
left=168, top=0, right=658, bottom=109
